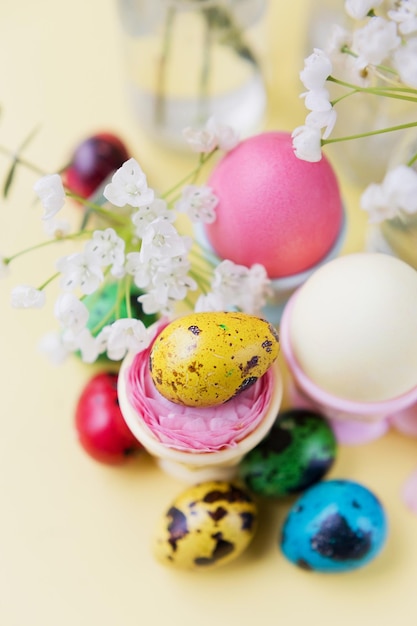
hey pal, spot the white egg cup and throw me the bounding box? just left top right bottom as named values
left=280, top=291, right=417, bottom=444
left=118, top=352, right=283, bottom=483
left=194, top=210, right=347, bottom=325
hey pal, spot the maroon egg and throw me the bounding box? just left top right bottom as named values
left=64, top=132, right=130, bottom=198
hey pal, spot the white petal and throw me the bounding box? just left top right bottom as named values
left=345, top=0, right=383, bottom=20
left=300, top=48, right=332, bottom=91
left=54, top=292, right=89, bottom=333
left=352, top=17, right=400, bottom=68
left=11, top=285, right=45, bottom=309
left=34, top=174, right=66, bottom=220
left=291, top=126, right=323, bottom=162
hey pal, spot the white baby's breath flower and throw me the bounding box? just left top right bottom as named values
left=392, top=36, right=417, bottom=88
left=139, top=218, right=192, bottom=263
left=125, top=251, right=152, bottom=289
left=131, top=198, right=174, bottom=238
left=38, top=331, right=70, bottom=365
left=205, top=117, right=240, bottom=151
left=306, top=108, right=337, bottom=139
left=103, top=158, right=155, bottom=208
left=43, top=217, right=71, bottom=239
left=137, top=290, right=169, bottom=315
left=56, top=251, right=104, bottom=295
left=199, top=260, right=271, bottom=315
left=67, top=327, right=104, bottom=363
left=85, top=228, right=125, bottom=275
left=175, top=185, right=218, bottom=224
left=194, top=291, right=225, bottom=312
left=11, top=285, right=45, bottom=309
left=345, top=0, right=383, bottom=21
left=300, top=48, right=333, bottom=91
left=34, top=174, right=66, bottom=220
left=54, top=292, right=89, bottom=334
left=182, top=125, right=218, bottom=153
left=211, top=259, right=249, bottom=298
left=102, top=318, right=150, bottom=360
left=325, top=24, right=371, bottom=86
left=241, top=264, right=272, bottom=315
left=352, top=16, right=401, bottom=69
left=383, top=165, right=417, bottom=213
left=291, top=125, right=323, bottom=162
left=152, top=256, right=197, bottom=299
left=211, top=259, right=251, bottom=309
left=360, top=165, right=417, bottom=222
left=326, top=23, right=352, bottom=57
left=388, top=0, right=417, bottom=35
left=360, top=183, right=397, bottom=222
left=135, top=253, right=197, bottom=315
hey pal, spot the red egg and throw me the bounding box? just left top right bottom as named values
left=203, top=131, right=343, bottom=279
left=75, top=372, right=142, bottom=465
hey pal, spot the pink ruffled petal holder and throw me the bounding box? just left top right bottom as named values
left=117, top=321, right=283, bottom=482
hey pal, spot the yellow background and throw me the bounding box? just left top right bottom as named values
left=0, top=2, right=416, bottom=625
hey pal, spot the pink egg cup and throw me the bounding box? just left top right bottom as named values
left=280, top=291, right=417, bottom=445
left=118, top=351, right=283, bottom=483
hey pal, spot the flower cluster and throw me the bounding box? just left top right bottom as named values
left=292, top=0, right=417, bottom=224
left=1, top=117, right=272, bottom=365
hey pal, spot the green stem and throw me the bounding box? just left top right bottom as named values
left=5, top=230, right=94, bottom=264
left=90, top=301, right=118, bottom=336
left=323, top=120, right=417, bottom=146
left=124, top=274, right=133, bottom=319
left=0, top=144, right=46, bottom=176
left=331, top=88, right=360, bottom=106
left=407, top=152, right=417, bottom=168
left=161, top=150, right=217, bottom=201
left=189, top=240, right=218, bottom=267
left=38, top=271, right=60, bottom=291
left=67, top=192, right=127, bottom=226
left=339, top=46, right=399, bottom=78
left=189, top=267, right=212, bottom=291
left=328, top=76, right=417, bottom=103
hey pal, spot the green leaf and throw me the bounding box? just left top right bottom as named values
left=2, top=159, right=18, bottom=198
left=2, top=124, right=41, bottom=198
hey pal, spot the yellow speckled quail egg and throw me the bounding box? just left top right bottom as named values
left=149, top=311, right=279, bottom=407
left=289, top=253, right=417, bottom=402
left=153, top=481, right=257, bottom=570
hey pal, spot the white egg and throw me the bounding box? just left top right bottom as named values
left=289, top=253, right=417, bottom=402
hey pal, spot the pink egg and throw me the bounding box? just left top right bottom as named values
left=204, top=131, right=344, bottom=278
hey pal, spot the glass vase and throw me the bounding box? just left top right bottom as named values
left=367, top=131, right=417, bottom=270
left=304, top=0, right=416, bottom=187
left=116, top=0, right=268, bottom=149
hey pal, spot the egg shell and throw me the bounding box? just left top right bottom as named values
left=153, top=481, right=257, bottom=570
left=239, top=408, right=337, bottom=498
left=203, top=131, right=343, bottom=278
left=288, top=252, right=417, bottom=402
left=149, top=311, right=279, bottom=407
left=280, top=479, right=388, bottom=573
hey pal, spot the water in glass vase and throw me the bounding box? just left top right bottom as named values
left=117, top=0, right=268, bottom=149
